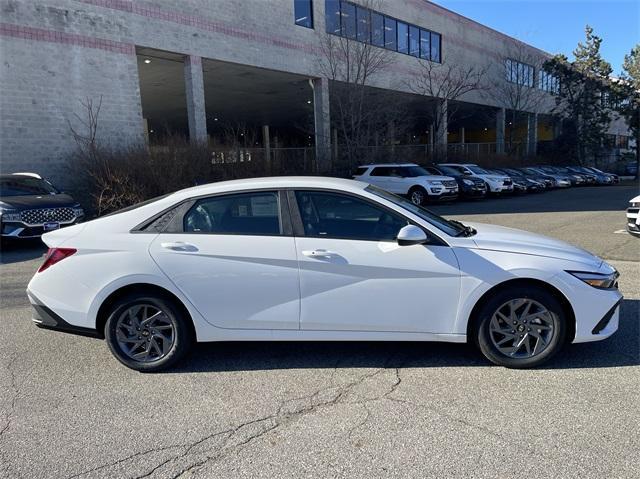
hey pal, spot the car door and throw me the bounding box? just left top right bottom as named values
left=290, top=190, right=461, bottom=333
left=148, top=190, right=300, bottom=330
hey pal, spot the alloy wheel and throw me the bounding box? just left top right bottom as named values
left=488, top=298, right=556, bottom=359
left=410, top=190, right=425, bottom=205
left=115, top=304, right=176, bottom=363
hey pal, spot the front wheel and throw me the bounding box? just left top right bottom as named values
left=104, top=293, right=193, bottom=372
left=475, top=286, right=567, bottom=368
left=408, top=186, right=428, bottom=206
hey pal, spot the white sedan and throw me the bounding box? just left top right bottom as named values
left=28, top=177, right=622, bottom=371
left=438, top=163, right=514, bottom=193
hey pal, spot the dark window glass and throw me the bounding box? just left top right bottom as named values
left=0, top=177, right=58, bottom=196
left=383, top=16, right=396, bottom=50
left=325, top=0, right=340, bottom=34
left=340, top=1, right=356, bottom=39
left=409, top=25, right=419, bottom=57
left=295, top=191, right=408, bottom=241
left=294, top=0, right=313, bottom=28
left=424, top=166, right=441, bottom=175
left=356, top=6, right=370, bottom=42
left=371, top=167, right=392, bottom=176
left=184, top=192, right=281, bottom=235
left=403, top=165, right=429, bottom=177
left=352, top=166, right=369, bottom=177
left=419, top=29, right=430, bottom=59
left=436, top=165, right=461, bottom=176
left=371, top=12, right=384, bottom=46
left=430, top=32, right=441, bottom=62
left=397, top=21, right=408, bottom=54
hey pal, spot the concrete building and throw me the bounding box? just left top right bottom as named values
left=0, top=0, right=633, bottom=184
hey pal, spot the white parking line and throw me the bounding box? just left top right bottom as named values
left=613, top=229, right=629, bottom=234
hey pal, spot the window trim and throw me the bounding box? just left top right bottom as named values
left=286, top=188, right=447, bottom=245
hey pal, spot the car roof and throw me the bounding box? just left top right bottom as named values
left=0, top=173, right=44, bottom=180
left=170, top=176, right=368, bottom=201
left=358, top=163, right=418, bottom=168
left=438, top=163, right=476, bottom=167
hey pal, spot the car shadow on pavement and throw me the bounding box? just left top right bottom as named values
left=0, top=240, right=47, bottom=265
left=174, top=299, right=639, bottom=373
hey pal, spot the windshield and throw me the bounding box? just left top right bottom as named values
left=404, top=166, right=430, bottom=177
left=467, top=165, right=490, bottom=175
left=0, top=177, right=58, bottom=196
left=365, top=185, right=466, bottom=237
left=437, top=165, right=461, bottom=176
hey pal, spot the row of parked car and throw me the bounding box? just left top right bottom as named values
left=352, top=162, right=621, bottom=205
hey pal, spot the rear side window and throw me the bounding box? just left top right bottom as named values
left=184, top=192, right=281, bottom=235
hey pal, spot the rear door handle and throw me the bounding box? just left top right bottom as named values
left=160, top=241, right=198, bottom=252
left=302, top=249, right=337, bottom=258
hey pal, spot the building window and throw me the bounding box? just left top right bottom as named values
left=371, top=12, right=384, bottom=47
left=506, top=59, right=534, bottom=87
left=384, top=16, right=396, bottom=51
left=356, top=6, right=370, bottom=43
left=409, top=25, right=420, bottom=57
left=616, top=135, right=630, bottom=149
left=324, top=1, right=442, bottom=63
left=325, top=0, right=340, bottom=34
left=430, top=32, right=441, bottom=63
left=294, top=0, right=314, bottom=29
left=538, top=71, right=560, bottom=94
left=419, top=29, right=430, bottom=60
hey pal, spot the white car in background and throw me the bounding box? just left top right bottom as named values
left=28, top=177, right=622, bottom=372
left=627, top=195, right=640, bottom=236
left=352, top=163, right=458, bottom=205
left=438, top=163, right=514, bottom=194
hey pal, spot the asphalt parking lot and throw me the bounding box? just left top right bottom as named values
left=1, top=184, right=638, bottom=478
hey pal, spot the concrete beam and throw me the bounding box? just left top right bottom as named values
left=184, top=55, right=208, bottom=144
left=311, top=78, right=331, bottom=173
left=496, top=108, right=505, bottom=154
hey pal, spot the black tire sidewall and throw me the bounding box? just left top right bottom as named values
left=476, top=286, right=567, bottom=368
left=104, top=293, right=193, bottom=372
left=409, top=186, right=427, bottom=205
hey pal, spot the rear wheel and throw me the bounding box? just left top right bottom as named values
left=104, top=293, right=193, bottom=372
left=475, top=286, right=567, bottom=368
left=408, top=186, right=428, bottom=206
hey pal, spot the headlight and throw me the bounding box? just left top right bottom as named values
left=0, top=209, right=22, bottom=222
left=567, top=271, right=618, bottom=289
left=72, top=206, right=85, bottom=217
left=428, top=181, right=442, bottom=185
left=631, top=201, right=640, bottom=208
left=462, top=179, right=474, bottom=186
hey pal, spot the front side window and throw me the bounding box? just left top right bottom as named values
left=467, top=165, right=490, bottom=175
left=294, top=0, right=314, bottom=28
left=402, top=166, right=429, bottom=177
left=295, top=191, right=408, bottom=241
left=371, top=167, right=392, bottom=177
left=184, top=192, right=281, bottom=235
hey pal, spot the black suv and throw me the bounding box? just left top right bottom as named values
left=425, top=165, right=488, bottom=199
left=0, top=174, right=85, bottom=240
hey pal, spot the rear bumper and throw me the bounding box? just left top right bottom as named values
left=28, top=291, right=100, bottom=338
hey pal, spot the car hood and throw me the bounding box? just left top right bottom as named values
left=476, top=174, right=509, bottom=181
left=417, top=175, right=455, bottom=182
left=465, top=222, right=602, bottom=268
left=0, top=193, right=77, bottom=209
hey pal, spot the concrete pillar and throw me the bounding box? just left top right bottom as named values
left=262, top=125, right=271, bottom=174
left=311, top=78, right=331, bottom=173
left=496, top=107, right=505, bottom=154
left=527, top=113, right=538, bottom=156
left=459, top=127, right=465, bottom=144
left=184, top=55, right=208, bottom=144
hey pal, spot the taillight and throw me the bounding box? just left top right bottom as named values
left=38, top=248, right=77, bottom=273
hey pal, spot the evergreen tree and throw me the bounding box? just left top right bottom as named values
left=617, top=45, right=640, bottom=169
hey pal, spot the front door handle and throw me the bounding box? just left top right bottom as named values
left=302, top=249, right=337, bottom=258
left=161, top=241, right=198, bottom=252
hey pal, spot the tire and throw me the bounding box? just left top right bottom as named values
left=104, top=293, right=193, bottom=372
left=475, top=286, right=567, bottom=368
left=408, top=186, right=428, bottom=206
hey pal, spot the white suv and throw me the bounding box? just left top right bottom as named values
left=627, top=195, right=640, bottom=236
left=353, top=163, right=458, bottom=205
left=438, top=163, right=513, bottom=194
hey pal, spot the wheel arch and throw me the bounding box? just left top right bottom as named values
left=466, top=278, right=576, bottom=344
left=95, top=283, right=196, bottom=340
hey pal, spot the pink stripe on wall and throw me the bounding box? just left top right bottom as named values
left=0, top=23, right=135, bottom=55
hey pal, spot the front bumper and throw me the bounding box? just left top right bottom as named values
left=460, top=185, right=487, bottom=198
left=28, top=291, right=99, bottom=338
left=1, top=217, right=83, bottom=238
left=427, top=186, right=459, bottom=200
left=627, top=207, right=639, bottom=235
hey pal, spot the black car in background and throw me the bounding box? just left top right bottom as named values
left=491, top=168, right=543, bottom=193
left=0, top=173, right=84, bottom=240
left=425, top=165, right=488, bottom=199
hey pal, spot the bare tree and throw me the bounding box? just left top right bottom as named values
left=317, top=1, right=397, bottom=167
left=408, top=53, right=487, bottom=155
left=487, top=42, right=548, bottom=152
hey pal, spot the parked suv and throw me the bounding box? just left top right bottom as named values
left=437, top=163, right=513, bottom=194
left=424, top=165, right=487, bottom=199
left=627, top=195, right=640, bottom=236
left=0, top=173, right=84, bottom=240
left=353, top=164, right=458, bottom=205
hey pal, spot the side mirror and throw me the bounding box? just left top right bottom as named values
left=397, top=225, right=428, bottom=246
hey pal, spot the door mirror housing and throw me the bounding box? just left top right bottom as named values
left=397, top=225, right=428, bottom=246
